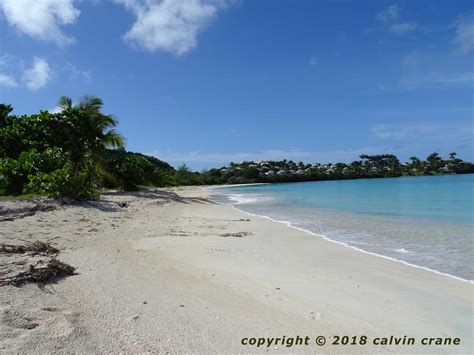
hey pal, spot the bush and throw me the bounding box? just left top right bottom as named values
left=0, top=157, right=23, bottom=195
left=0, top=148, right=69, bottom=195
left=25, top=162, right=99, bottom=200
left=0, top=148, right=99, bottom=199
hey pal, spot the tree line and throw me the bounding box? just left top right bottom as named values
left=192, top=152, right=473, bottom=185
left=1, top=97, right=472, bottom=199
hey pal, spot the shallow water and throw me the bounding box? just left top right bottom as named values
left=211, top=175, right=474, bottom=281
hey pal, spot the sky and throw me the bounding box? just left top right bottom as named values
left=0, top=0, right=473, bottom=170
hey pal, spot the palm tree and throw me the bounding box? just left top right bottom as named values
left=58, top=96, right=73, bottom=110
left=57, top=95, right=125, bottom=178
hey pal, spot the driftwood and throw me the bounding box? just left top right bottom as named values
left=0, top=241, right=59, bottom=255
left=0, top=242, right=75, bottom=288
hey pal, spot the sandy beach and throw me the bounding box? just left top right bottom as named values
left=0, top=186, right=472, bottom=353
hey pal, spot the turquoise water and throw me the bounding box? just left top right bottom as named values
left=211, top=175, right=474, bottom=281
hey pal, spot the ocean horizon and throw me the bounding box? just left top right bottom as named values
left=211, top=174, right=474, bottom=282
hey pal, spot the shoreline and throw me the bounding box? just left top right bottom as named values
left=1, top=186, right=472, bottom=353
left=206, top=182, right=270, bottom=188
left=229, top=204, right=473, bottom=284
left=207, top=180, right=473, bottom=284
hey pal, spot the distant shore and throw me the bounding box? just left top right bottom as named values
left=206, top=182, right=270, bottom=188
left=1, top=187, right=472, bottom=353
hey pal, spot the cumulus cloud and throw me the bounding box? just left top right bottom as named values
left=48, top=106, right=64, bottom=114
left=22, top=57, right=52, bottom=91
left=454, top=17, right=474, bottom=54
left=0, top=0, right=80, bottom=45
left=116, top=0, right=231, bottom=54
left=0, top=73, right=18, bottom=87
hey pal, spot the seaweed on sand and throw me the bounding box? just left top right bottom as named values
left=0, top=241, right=59, bottom=255
left=0, top=242, right=75, bottom=288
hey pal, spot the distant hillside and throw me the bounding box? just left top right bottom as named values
left=103, top=149, right=175, bottom=190
left=192, top=153, right=474, bottom=186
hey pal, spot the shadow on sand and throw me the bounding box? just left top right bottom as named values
left=101, top=189, right=216, bottom=206
left=0, top=189, right=216, bottom=219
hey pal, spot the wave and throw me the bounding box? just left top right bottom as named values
left=226, top=193, right=274, bottom=205
left=228, top=204, right=473, bottom=284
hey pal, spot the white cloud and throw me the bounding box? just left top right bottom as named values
left=376, top=4, right=399, bottom=23
left=370, top=121, right=472, bottom=142
left=390, top=22, right=417, bottom=34
left=22, top=57, right=52, bottom=91
left=376, top=4, right=417, bottom=35
left=0, top=73, right=17, bottom=87
left=48, top=106, right=63, bottom=114
left=0, top=0, right=80, bottom=46
left=117, top=0, right=231, bottom=54
left=454, top=17, right=474, bottom=54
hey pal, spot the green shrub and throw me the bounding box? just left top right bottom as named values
left=0, top=148, right=99, bottom=199
left=25, top=162, right=99, bottom=200
left=0, top=148, right=67, bottom=195
left=0, top=157, right=23, bottom=195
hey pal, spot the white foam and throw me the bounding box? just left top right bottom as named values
left=396, top=248, right=411, bottom=254
left=229, top=205, right=473, bottom=284
left=226, top=194, right=259, bottom=204
left=226, top=193, right=273, bottom=205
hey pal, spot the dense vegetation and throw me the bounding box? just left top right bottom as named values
left=0, top=97, right=174, bottom=199
left=103, top=149, right=174, bottom=191
left=194, top=153, right=474, bottom=185
left=1, top=97, right=472, bottom=199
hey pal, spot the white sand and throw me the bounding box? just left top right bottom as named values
left=0, top=187, right=472, bottom=353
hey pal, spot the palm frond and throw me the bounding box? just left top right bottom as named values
left=58, top=96, right=73, bottom=110
left=78, top=95, right=103, bottom=111
left=103, top=129, right=125, bottom=149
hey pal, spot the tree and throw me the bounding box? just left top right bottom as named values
left=350, top=160, right=363, bottom=177
left=0, top=104, right=13, bottom=127
left=0, top=97, right=125, bottom=199
left=409, top=156, right=420, bottom=164
left=57, top=96, right=125, bottom=176
left=426, top=152, right=442, bottom=173
left=103, top=149, right=174, bottom=190
left=449, top=152, right=457, bottom=160
left=174, top=164, right=198, bottom=185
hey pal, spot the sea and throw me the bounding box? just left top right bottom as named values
left=210, top=174, right=474, bottom=282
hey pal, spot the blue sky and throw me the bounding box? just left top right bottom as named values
left=0, top=0, right=473, bottom=170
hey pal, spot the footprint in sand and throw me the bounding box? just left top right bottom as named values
left=1, top=309, right=39, bottom=330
